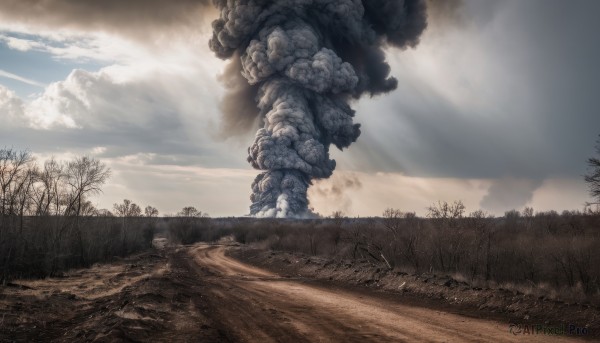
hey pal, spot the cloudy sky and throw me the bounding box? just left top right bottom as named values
left=1, top=0, right=598, bottom=217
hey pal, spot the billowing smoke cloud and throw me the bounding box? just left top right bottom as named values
left=309, top=172, right=363, bottom=214
left=216, top=54, right=260, bottom=137
left=425, top=0, right=464, bottom=29
left=209, top=0, right=427, bottom=217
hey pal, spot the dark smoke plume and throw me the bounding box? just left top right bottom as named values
left=210, top=0, right=427, bottom=217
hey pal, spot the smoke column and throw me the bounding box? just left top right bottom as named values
left=209, top=0, right=428, bottom=218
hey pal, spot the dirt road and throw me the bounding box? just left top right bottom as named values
left=0, top=242, right=586, bottom=342
left=188, top=244, right=580, bottom=343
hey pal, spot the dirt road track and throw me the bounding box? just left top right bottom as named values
left=186, top=244, right=580, bottom=343
left=0, top=243, right=586, bottom=342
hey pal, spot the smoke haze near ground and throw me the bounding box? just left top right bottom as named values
left=309, top=172, right=363, bottom=214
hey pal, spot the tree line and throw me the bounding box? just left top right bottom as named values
left=2, top=135, right=599, bottom=298
left=166, top=203, right=599, bottom=305
left=0, top=149, right=153, bottom=282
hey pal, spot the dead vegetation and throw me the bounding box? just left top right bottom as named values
left=166, top=205, right=600, bottom=306
left=0, top=149, right=155, bottom=282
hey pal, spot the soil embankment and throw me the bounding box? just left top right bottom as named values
left=230, top=246, right=599, bottom=341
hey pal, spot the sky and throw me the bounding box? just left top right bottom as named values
left=0, top=0, right=598, bottom=217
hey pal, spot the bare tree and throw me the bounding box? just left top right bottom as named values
left=585, top=135, right=600, bottom=206
left=113, top=199, right=143, bottom=217
left=144, top=205, right=159, bottom=217
left=178, top=206, right=208, bottom=218
left=64, top=156, right=110, bottom=265
left=31, top=158, right=64, bottom=216
left=382, top=208, right=403, bottom=240
left=426, top=200, right=465, bottom=225
left=426, top=200, right=466, bottom=272
left=504, top=209, right=522, bottom=230
left=113, top=199, right=143, bottom=256
left=381, top=208, right=421, bottom=271
left=523, top=206, right=534, bottom=231
left=96, top=209, right=113, bottom=216
left=0, top=149, right=35, bottom=216
left=64, top=156, right=111, bottom=217
left=466, top=210, right=495, bottom=280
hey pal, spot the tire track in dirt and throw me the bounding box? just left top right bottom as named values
left=190, top=243, right=583, bottom=343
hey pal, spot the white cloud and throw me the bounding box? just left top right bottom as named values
left=0, top=69, right=46, bottom=88
left=96, top=156, right=256, bottom=216
left=16, top=60, right=220, bottom=128
left=0, top=84, right=26, bottom=125
left=0, top=28, right=224, bottom=77
left=0, top=29, right=148, bottom=66
left=91, top=146, right=107, bottom=155
left=1, top=56, right=241, bottom=169
left=0, top=34, right=44, bottom=52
